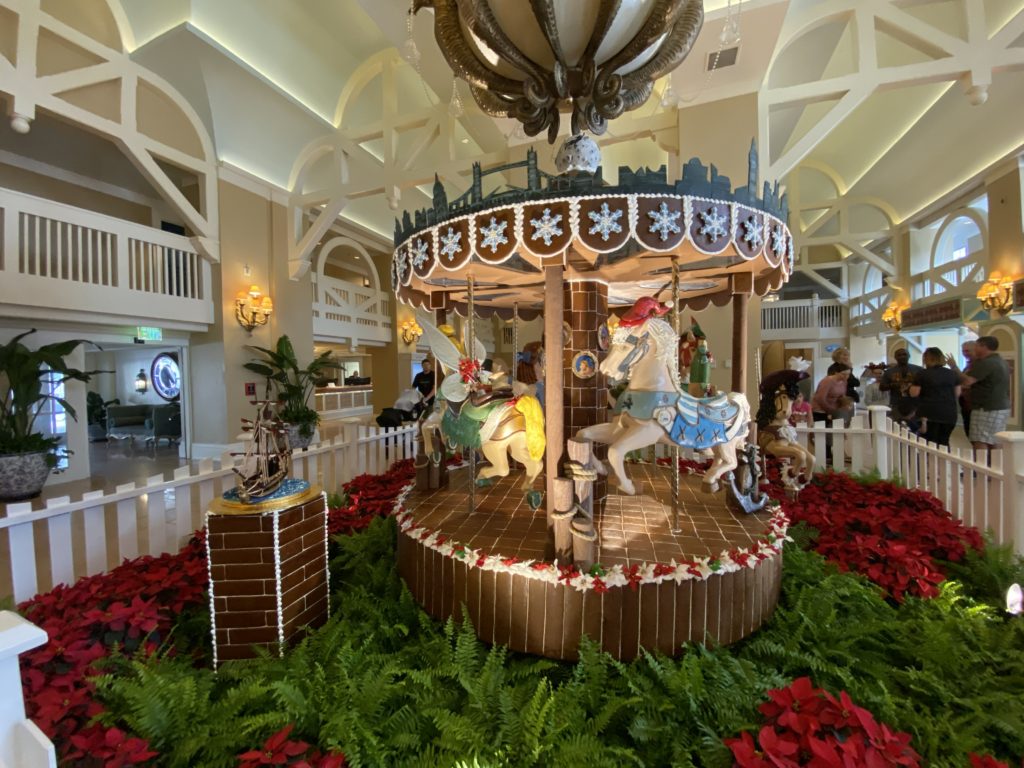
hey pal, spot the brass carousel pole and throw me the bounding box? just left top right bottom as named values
left=512, top=302, right=519, bottom=384
left=671, top=259, right=682, bottom=534
left=468, top=275, right=476, bottom=514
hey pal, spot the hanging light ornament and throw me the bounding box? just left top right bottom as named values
left=412, top=0, right=704, bottom=142
left=449, top=79, right=465, bottom=118
left=402, top=4, right=422, bottom=66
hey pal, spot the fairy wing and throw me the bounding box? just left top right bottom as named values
left=441, top=371, right=470, bottom=403
left=419, top=318, right=462, bottom=373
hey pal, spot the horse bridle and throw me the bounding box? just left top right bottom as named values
left=615, top=331, right=650, bottom=378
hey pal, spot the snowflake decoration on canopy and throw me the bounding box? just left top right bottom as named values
left=479, top=217, right=509, bottom=253
left=440, top=227, right=462, bottom=261
left=647, top=201, right=682, bottom=242
left=770, top=224, right=786, bottom=255
left=587, top=202, right=623, bottom=241
left=742, top=216, right=765, bottom=249
left=410, top=238, right=429, bottom=268
left=529, top=207, right=563, bottom=246
left=698, top=206, right=729, bottom=242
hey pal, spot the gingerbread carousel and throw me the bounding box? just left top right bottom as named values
left=389, top=138, right=794, bottom=660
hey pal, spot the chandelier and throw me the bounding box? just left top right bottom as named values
left=412, top=0, right=704, bottom=142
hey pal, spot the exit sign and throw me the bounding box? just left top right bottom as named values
left=136, top=326, right=163, bottom=341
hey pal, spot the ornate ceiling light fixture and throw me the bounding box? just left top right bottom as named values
left=412, top=0, right=705, bottom=142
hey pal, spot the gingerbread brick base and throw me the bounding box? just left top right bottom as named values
left=205, top=489, right=328, bottom=665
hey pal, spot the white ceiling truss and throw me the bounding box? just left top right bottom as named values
left=287, top=50, right=511, bottom=279
left=0, top=0, right=220, bottom=261
left=760, top=0, right=1024, bottom=181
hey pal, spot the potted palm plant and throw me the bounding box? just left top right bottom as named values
left=0, top=330, right=102, bottom=500
left=243, top=335, right=337, bottom=449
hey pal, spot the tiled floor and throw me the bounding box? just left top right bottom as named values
left=405, top=462, right=774, bottom=566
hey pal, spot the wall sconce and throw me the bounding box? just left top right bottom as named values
left=881, top=303, right=902, bottom=332
left=135, top=369, right=148, bottom=394
left=235, top=284, right=274, bottom=332
left=400, top=319, right=424, bottom=345
left=976, top=274, right=1015, bottom=316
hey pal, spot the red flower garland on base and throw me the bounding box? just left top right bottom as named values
left=726, top=677, right=920, bottom=767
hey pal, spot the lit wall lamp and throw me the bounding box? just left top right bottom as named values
left=976, top=274, right=1015, bottom=316
left=881, top=303, right=903, bottom=332
left=235, top=284, right=274, bottom=332
left=400, top=319, right=423, bottom=345
left=135, top=369, right=148, bottom=394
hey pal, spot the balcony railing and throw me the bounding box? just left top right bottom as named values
left=312, top=273, right=392, bottom=347
left=761, top=298, right=847, bottom=340
left=0, top=187, right=213, bottom=327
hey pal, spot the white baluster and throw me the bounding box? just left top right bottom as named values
left=6, top=504, right=37, bottom=603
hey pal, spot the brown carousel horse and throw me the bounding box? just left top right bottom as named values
left=756, top=369, right=815, bottom=493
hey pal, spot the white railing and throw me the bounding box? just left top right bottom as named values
left=314, top=386, right=373, bottom=420
left=761, top=298, right=847, bottom=340
left=849, top=286, right=891, bottom=333
left=312, top=273, right=392, bottom=346
left=0, top=187, right=213, bottom=327
left=0, top=612, right=55, bottom=768
left=792, top=407, right=1024, bottom=553
left=0, top=424, right=417, bottom=605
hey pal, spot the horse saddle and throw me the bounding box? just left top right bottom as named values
left=470, top=386, right=515, bottom=408
left=661, top=392, right=743, bottom=451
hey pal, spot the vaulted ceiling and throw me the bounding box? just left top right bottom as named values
left=10, top=0, right=1024, bottom=254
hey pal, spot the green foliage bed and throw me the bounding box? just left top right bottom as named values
left=88, top=517, right=1024, bottom=768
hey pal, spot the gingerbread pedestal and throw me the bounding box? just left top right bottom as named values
left=205, top=486, right=328, bottom=666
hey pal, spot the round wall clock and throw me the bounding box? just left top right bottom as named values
left=151, top=353, right=181, bottom=401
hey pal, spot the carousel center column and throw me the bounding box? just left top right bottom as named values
left=563, top=276, right=609, bottom=508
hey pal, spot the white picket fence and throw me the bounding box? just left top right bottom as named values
left=0, top=424, right=417, bottom=605
left=793, top=406, right=1024, bottom=553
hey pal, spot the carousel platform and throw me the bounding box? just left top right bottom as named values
left=394, top=463, right=785, bottom=661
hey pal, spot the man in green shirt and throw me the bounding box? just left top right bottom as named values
left=963, top=336, right=1011, bottom=452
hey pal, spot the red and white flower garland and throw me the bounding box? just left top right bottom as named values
left=390, top=481, right=791, bottom=593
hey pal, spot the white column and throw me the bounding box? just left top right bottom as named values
left=869, top=405, right=890, bottom=479
left=0, top=612, right=56, bottom=768
left=997, top=431, right=1024, bottom=555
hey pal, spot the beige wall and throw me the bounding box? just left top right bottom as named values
left=189, top=179, right=316, bottom=449
left=0, top=162, right=153, bottom=224
left=986, top=167, right=1024, bottom=278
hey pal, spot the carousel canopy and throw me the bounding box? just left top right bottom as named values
left=391, top=140, right=793, bottom=316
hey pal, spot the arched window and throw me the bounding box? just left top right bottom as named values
left=912, top=212, right=986, bottom=301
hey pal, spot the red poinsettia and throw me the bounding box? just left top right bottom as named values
left=725, top=677, right=920, bottom=767
left=771, top=472, right=983, bottom=602
left=237, top=724, right=347, bottom=768
left=458, top=357, right=481, bottom=383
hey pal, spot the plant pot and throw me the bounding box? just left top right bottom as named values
left=285, top=423, right=315, bottom=451
left=0, top=450, right=52, bottom=501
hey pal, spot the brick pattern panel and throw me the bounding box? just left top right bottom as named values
left=562, top=280, right=608, bottom=504
left=397, top=465, right=783, bottom=660
left=207, top=495, right=328, bottom=663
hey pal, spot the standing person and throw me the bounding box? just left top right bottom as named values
left=812, top=365, right=854, bottom=422
left=811, top=365, right=854, bottom=462
left=963, top=336, right=1011, bottom=454
left=909, top=348, right=960, bottom=447
left=828, top=347, right=861, bottom=407
left=879, top=349, right=923, bottom=428
left=412, top=358, right=436, bottom=411
left=946, top=339, right=977, bottom=436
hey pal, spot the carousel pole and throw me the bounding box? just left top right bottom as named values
left=543, top=264, right=564, bottom=559
left=468, top=275, right=476, bottom=514
left=512, top=302, right=519, bottom=383
left=671, top=259, right=682, bottom=534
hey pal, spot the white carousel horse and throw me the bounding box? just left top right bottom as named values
left=418, top=320, right=545, bottom=489
left=756, top=370, right=815, bottom=493
left=576, top=314, right=751, bottom=495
